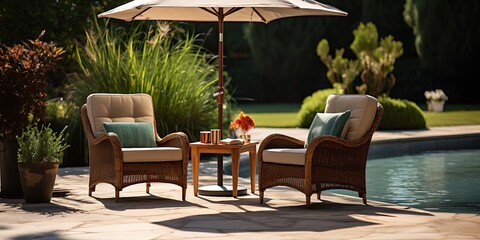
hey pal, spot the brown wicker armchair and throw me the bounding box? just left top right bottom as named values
left=81, top=93, right=189, bottom=202
left=258, top=94, right=384, bottom=205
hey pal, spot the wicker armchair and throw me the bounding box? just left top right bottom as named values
left=81, top=93, right=189, bottom=202
left=258, top=94, right=384, bottom=205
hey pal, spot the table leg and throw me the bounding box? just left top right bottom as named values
left=231, top=149, right=240, bottom=197
left=191, top=147, right=199, bottom=196
left=249, top=149, right=256, bottom=194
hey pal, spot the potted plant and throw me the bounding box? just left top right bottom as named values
left=0, top=32, right=64, bottom=196
left=16, top=123, right=68, bottom=203
left=424, top=89, right=448, bottom=112
left=229, top=111, right=256, bottom=143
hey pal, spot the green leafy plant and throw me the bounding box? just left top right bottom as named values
left=16, top=123, right=69, bottom=163
left=316, top=39, right=361, bottom=94
left=71, top=20, right=220, bottom=141
left=316, top=22, right=403, bottom=98
left=46, top=98, right=79, bottom=125
left=351, top=22, right=403, bottom=97
left=0, top=32, right=64, bottom=142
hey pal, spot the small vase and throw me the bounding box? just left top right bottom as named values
left=233, top=129, right=252, bottom=143
left=430, top=101, right=445, bottom=112
left=238, top=129, right=251, bottom=143
left=234, top=128, right=242, bottom=138
left=241, top=134, right=251, bottom=143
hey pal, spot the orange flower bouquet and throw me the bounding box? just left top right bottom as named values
left=229, top=111, right=255, bottom=140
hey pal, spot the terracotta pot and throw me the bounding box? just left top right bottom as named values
left=18, top=162, right=59, bottom=203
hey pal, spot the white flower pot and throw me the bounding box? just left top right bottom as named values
left=429, top=101, right=445, bottom=112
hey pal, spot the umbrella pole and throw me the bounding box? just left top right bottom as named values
left=198, top=8, right=246, bottom=197
left=216, top=9, right=225, bottom=187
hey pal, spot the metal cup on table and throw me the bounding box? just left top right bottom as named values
left=200, top=131, right=210, bottom=143
left=210, top=129, right=221, bottom=144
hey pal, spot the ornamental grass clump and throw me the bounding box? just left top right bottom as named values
left=16, top=124, right=69, bottom=164
left=72, top=20, right=219, bottom=141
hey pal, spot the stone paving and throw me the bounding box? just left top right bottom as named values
left=1, top=125, right=480, bottom=239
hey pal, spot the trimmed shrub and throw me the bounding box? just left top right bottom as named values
left=378, top=96, right=426, bottom=130
left=297, top=88, right=338, bottom=128
left=298, top=91, right=426, bottom=130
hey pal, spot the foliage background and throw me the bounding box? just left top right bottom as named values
left=2, top=0, right=480, bottom=166
left=2, top=0, right=479, bottom=104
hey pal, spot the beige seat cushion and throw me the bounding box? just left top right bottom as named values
left=122, top=147, right=183, bottom=163
left=262, top=148, right=306, bottom=166
left=325, top=94, right=378, bottom=141
left=86, top=93, right=156, bottom=138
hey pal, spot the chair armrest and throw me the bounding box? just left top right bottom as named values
left=157, top=132, right=190, bottom=176
left=81, top=104, right=122, bottom=173
left=259, top=133, right=305, bottom=151
left=88, top=132, right=121, bottom=148
left=105, top=132, right=123, bottom=149
left=306, top=135, right=354, bottom=151
left=306, top=130, right=375, bottom=153
left=258, top=134, right=304, bottom=165
left=305, top=135, right=372, bottom=171
left=86, top=131, right=122, bottom=151
left=157, top=132, right=190, bottom=159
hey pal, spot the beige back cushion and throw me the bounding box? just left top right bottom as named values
left=325, top=94, right=378, bottom=141
left=86, top=93, right=155, bottom=138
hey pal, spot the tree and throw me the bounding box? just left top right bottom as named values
left=404, top=0, right=480, bottom=103
left=352, top=22, right=404, bottom=97
left=316, top=39, right=361, bottom=94
left=316, top=22, right=403, bottom=98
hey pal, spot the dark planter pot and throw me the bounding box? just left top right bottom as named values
left=18, top=162, right=59, bottom=203
left=0, top=142, right=23, bottom=196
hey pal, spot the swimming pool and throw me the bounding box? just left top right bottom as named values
left=332, top=149, right=480, bottom=213
left=228, top=148, right=480, bottom=213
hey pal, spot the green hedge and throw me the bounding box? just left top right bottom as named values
left=378, top=96, right=426, bottom=130
left=298, top=91, right=426, bottom=130
left=297, top=88, right=338, bottom=128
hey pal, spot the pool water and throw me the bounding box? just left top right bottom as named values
left=331, top=149, right=480, bottom=213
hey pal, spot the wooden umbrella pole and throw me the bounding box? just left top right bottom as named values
left=216, top=8, right=225, bottom=186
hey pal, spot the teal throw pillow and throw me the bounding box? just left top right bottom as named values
left=103, top=122, right=157, bottom=148
left=305, top=110, right=350, bottom=148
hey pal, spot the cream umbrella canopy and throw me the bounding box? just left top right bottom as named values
left=98, top=0, right=347, bottom=134
left=98, top=0, right=347, bottom=195
left=98, top=0, right=347, bottom=23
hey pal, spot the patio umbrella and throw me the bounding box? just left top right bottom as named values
left=98, top=0, right=347, bottom=195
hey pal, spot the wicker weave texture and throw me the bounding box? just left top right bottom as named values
left=81, top=102, right=189, bottom=202
left=259, top=102, right=384, bottom=205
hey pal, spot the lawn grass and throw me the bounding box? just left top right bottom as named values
left=234, top=103, right=480, bottom=128
left=424, top=111, right=480, bottom=127
left=233, top=103, right=300, bottom=128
